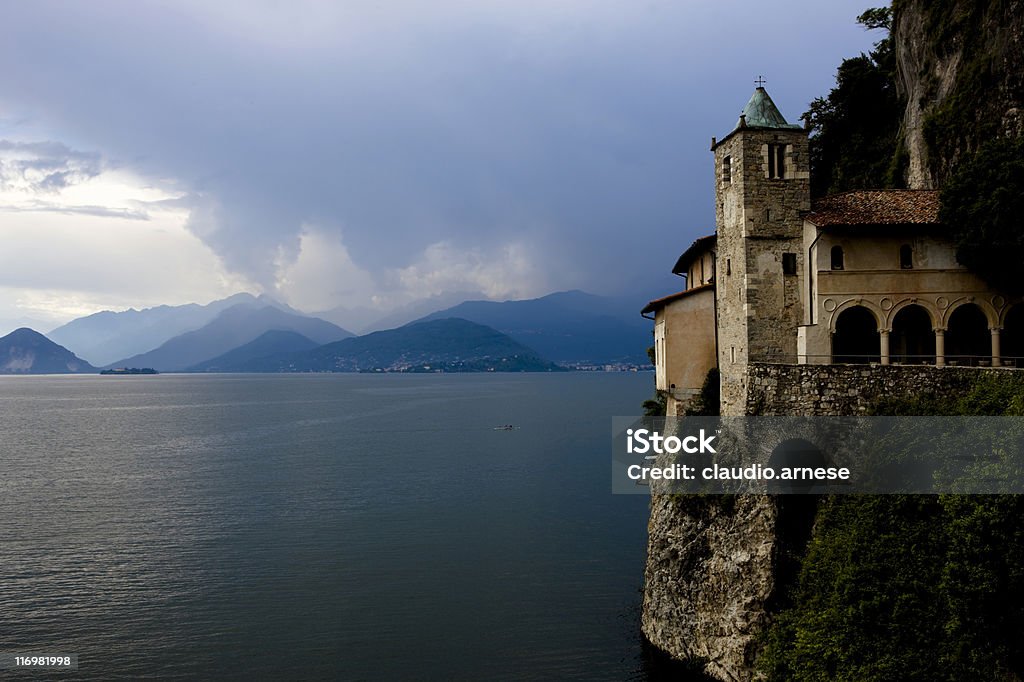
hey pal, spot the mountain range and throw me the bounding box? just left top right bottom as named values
left=108, top=304, right=352, bottom=371
left=0, top=328, right=96, bottom=374
left=47, top=293, right=297, bottom=366
left=28, top=289, right=650, bottom=374
left=413, top=290, right=650, bottom=364
left=189, top=330, right=319, bottom=372
left=214, top=318, right=562, bottom=373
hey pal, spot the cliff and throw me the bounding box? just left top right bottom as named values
left=642, top=495, right=791, bottom=681
left=640, top=4, right=1024, bottom=679
left=895, top=0, right=1024, bottom=188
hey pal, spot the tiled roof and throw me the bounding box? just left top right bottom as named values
left=807, top=190, right=940, bottom=227
left=671, top=233, right=717, bottom=275
left=641, top=283, right=714, bottom=315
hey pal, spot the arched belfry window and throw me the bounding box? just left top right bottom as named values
left=722, top=156, right=732, bottom=184
left=900, top=244, right=913, bottom=269
left=830, top=245, right=844, bottom=271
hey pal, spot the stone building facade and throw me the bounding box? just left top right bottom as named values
left=644, top=86, right=1024, bottom=416
left=642, top=235, right=716, bottom=416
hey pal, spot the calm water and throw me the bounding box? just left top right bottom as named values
left=0, top=373, right=659, bottom=680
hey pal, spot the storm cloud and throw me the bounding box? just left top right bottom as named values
left=0, top=1, right=877, bottom=317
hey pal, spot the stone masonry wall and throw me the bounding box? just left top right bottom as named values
left=747, top=362, right=1024, bottom=416
left=713, top=127, right=810, bottom=416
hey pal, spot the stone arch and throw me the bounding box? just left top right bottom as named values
left=828, top=299, right=883, bottom=334
left=1001, top=304, right=1024, bottom=367
left=832, top=305, right=880, bottom=364
left=890, top=304, right=935, bottom=365
left=942, top=297, right=998, bottom=329
left=946, top=302, right=991, bottom=365
left=768, top=438, right=830, bottom=494
left=885, top=297, right=938, bottom=331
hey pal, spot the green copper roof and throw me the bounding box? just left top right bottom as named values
left=735, top=87, right=802, bottom=130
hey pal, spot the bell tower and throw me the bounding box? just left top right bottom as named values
left=711, top=82, right=810, bottom=415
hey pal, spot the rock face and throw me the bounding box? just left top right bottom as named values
left=642, top=495, right=780, bottom=682
left=895, top=0, right=1024, bottom=188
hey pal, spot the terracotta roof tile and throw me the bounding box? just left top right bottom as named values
left=807, top=190, right=940, bottom=227
left=641, top=283, right=714, bottom=315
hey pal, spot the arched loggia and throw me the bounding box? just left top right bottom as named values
left=832, top=306, right=880, bottom=364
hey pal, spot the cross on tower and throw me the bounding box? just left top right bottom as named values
left=755, top=75, right=766, bottom=87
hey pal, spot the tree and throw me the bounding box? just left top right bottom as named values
left=940, top=136, right=1024, bottom=295
left=803, top=7, right=905, bottom=197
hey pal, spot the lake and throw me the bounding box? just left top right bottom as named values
left=0, top=372, right=667, bottom=680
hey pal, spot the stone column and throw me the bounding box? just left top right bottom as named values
left=935, top=329, right=946, bottom=368
left=879, top=329, right=890, bottom=366
left=992, top=327, right=1002, bottom=367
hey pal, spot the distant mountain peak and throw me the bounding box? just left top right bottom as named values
left=107, top=304, right=352, bottom=371
left=47, top=292, right=266, bottom=366
left=411, top=290, right=649, bottom=364
left=0, top=328, right=96, bottom=374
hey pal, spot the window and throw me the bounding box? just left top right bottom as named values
left=899, top=244, right=913, bottom=269
left=831, top=245, right=844, bottom=270
left=726, top=258, right=731, bottom=276
left=782, top=252, right=797, bottom=275
left=767, top=144, right=787, bottom=179
left=722, top=155, right=732, bottom=183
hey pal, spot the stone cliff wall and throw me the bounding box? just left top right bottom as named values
left=746, top=362, right=1024, bottom=416
left=642, top=363, right=1024, bottom=682
left=642, top=494, right=780, bottom=682
left=895, top=0, right=1024, bottom=188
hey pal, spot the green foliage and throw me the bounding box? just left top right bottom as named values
left=857, top=6, right=892, bottom=30
left=760, top=496, right=948, bottom=681
left=804, top=6, right=905, bottom=197
left=647, top=344, right=656, bottom=367
left=643, top=392, right=667, bottom=417
left=869, top=374, right=1024, bottom=416
left=939, top=136, right=1024, bottom=295
left=939, top=495, right=1024, bottom=678
left=760, top=376, right=1024, bottom=681
left=685, top=368, right=720, bottom=417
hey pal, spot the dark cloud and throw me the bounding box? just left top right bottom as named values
left=0, top=1, right=877, bottom=302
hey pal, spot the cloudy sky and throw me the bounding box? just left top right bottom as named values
left=0, top=1, right=878, bottom=333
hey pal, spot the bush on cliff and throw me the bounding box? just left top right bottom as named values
left=940, top=136, right=1024, bottom=296
left=758, top=377, right=1024, bottom=681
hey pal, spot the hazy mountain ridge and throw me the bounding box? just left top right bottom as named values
left=50, top=289, right=644, bottom=373
left=189, top=330, right=319, bottom=372
left=48, top=293, right=263, bottom=366
left=414, top=290, right=650, bottom=364
left=0, top=328, right=97, bottom=374
left=212, top=318, right=563, bottom=373
left=317, top=290, right=484, bottom=334
left=109, top=304, right=352, bottom=371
